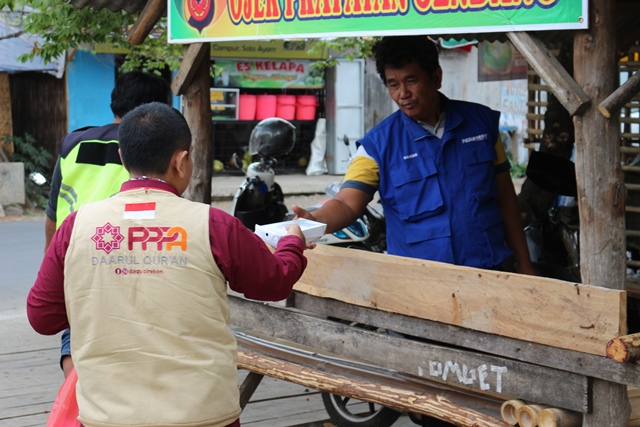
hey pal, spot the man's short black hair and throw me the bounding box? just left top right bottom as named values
left=118, top=102, right=192, bottom=176
left=110, top=71, right=172, bottom=118
left=373, top=36, right=440, bottom=85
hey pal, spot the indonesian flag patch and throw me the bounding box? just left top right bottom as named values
left=123, top=202, right=156, bottom=220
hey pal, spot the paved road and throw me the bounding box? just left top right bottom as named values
left=0, top=218, right=45, bottom=313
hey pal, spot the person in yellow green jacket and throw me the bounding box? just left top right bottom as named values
left=44, top=71, right=173, bottom=378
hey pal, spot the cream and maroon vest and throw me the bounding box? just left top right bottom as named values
left=65, top=188, right=241, bottom=427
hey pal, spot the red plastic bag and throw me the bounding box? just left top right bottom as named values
left=47, top=368, right=81, bottom=427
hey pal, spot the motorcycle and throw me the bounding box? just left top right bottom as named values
left=231, top=118, right=385, bottom=252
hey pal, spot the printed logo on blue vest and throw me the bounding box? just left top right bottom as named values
left=403, top=153, right=419, bottom=160
left=461, top=134, right=488, bottom=143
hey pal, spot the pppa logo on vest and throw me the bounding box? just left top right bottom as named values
left=91, top=222, right=188, bottom=254
left=91, top=223, right=125, bottom=254
left=90, top=202, right=190, bottom=273
left=121, top=202, right=188, bottom=251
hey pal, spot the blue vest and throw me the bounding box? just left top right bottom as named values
left=358, top=99, right=512, bottom=269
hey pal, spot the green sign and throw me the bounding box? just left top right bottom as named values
left=169, top=0, right=586, bottom=43
left=211, top=40, right=328, bottom=59
left=214, top=59, right=325, bottom=88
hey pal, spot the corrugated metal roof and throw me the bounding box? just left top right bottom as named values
left=67, top=0, right=148, bottom=14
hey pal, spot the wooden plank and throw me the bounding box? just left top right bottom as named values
left=293, top=244, right=625, bottom=356
left=236, top=370, right=337, bottom=427
left=171, top=43, right=210, bottom=96
left=126, top=0, right=165, bottom=45
left=238, top=370, right=319, bottom=402
left=0, top=347, right=60, bottom=427
left=292, top=292, right=640, bottom=389
left=230, top=297, right=590, bottom=413
left=237, top=379, right=335, bottom=427
left=599, top=71, right=640, bottom=118
left=237, top=351, right=509, bottom=427
left=507, top=32, right=590, bottom=116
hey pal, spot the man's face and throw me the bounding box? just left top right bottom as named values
left=384, top=60, right=442, bottom=124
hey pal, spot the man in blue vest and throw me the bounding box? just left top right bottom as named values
left=44, top=71, right=173, bottom=378
left=293, top=35, right=535, bottom=275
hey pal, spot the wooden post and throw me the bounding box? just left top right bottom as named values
left=573, top=0, right=630, bottom=424
left=0, top=73, right=13, bottom=157
left=180, top=44, right=213, bottom=204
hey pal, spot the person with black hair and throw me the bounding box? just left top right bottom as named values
left=44, top=71, right=173, bottom=378
left=28, top=102, right=307, bottom=427
left=294, top=35, right=535, bottom=275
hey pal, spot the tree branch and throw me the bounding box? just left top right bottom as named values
left=0, top=30, right=24, bottom=41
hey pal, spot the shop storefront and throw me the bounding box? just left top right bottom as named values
left=206, top=40, right=330, bottom=174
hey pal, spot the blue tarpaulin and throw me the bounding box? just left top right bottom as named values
left=0, top=18, right=64, bottom=77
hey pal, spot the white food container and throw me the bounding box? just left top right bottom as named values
left=255, top=219, right=327, bottom=247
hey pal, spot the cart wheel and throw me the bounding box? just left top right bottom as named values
left=321, top=392, right=401, bottom=427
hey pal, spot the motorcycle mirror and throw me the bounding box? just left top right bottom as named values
left=29, top=172, right=47, bottom=186
left=231, top=153, right=245, bottom=172
left=342, top=134, right=349, bottom=146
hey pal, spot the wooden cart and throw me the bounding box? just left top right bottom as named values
left=69, top=0, right=640, bottom=424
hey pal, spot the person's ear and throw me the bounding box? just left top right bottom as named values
left=174, top=149, right=190, bottom=179
left=433, top=67, right=443, bottom=89
left=117, top=148, right=130, bottom=172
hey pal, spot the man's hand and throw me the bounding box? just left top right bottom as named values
left=285, top=223, right=306, bottom=247
left=290, top=207, right=317, bottom=249
left=291, top=205, right=315, bottom=221
left=517, top=261, right=538, bottom=276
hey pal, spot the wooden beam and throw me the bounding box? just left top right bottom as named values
left=236, top=331, right=507, bottom=421
left=292, top=244, right=625, bottom=356
left=598, top=71, right=640, bottom=118
left=292, top=292, right=640, bottom=389
left=237, top=350, right=509, bottom=427
left=507, top=32, right=590, bottom=116
left=126, top=0, right=165, bottom=45
left=230, top=297, right=591, bottom=412
left=171, top=43, right=210, bottom=96
left=607, top=333, right=640, bottom=363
